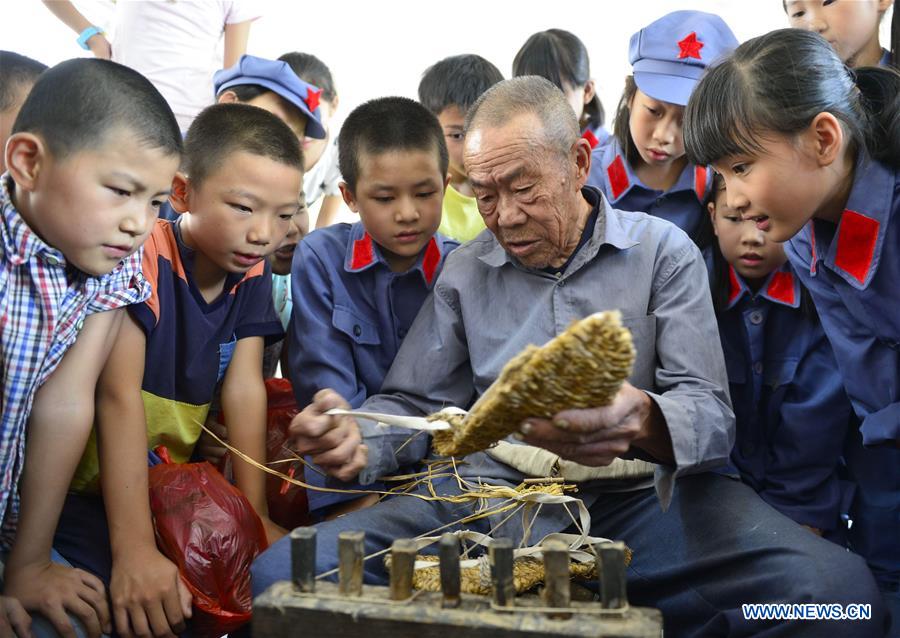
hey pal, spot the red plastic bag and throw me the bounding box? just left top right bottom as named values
left=262, top=378, right=310, bottom=530
left=219, top=378, right=310, bottom=530
left=149, top=454, right=267, bottom=638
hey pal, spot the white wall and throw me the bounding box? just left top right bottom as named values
left=4, top=1, right=894, bottom=132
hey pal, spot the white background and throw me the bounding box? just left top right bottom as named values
left=4, top=1, right=894, bottom=132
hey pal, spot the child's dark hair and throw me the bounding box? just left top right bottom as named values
left=12, top=58, right=181, bottom=159
left=0, top=51, right=47, bottom=112
left=611, top=76, right=641, bottom=166
left=512, top=29, right=604, bottom=130
left=684, top=28, right=900, bottom=169
left=183, top=103, right=303, bottom=187
left=418, top=54, right=504, bottom=117
left=707, top=173, right=817, bottom=317
left=338, top=97, right=448, bottom=192
left=278, top=52, right=337, bottom=104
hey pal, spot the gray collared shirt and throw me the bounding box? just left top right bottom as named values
left=357, top=187, right=733, bottom=536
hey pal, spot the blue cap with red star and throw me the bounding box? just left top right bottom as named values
left=214, top=54, right=326, bottom=139
left=628, top=11, right=738, bottom=106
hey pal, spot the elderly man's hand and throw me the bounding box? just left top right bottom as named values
left=517, top=382, right=672, bottom=466
left=289, top=389, right=368, bottom=482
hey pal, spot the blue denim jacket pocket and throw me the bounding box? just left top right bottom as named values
left=332, top=305, right=381, bottom=346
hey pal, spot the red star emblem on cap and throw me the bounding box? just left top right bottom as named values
left=304, top=87, right=322, bottom=112
left=677, top=32, right=704, bottom=59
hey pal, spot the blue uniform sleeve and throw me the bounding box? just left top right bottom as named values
left=761, top=328, right=854, bottom=531
left=288, top=238, right=368, bottom=409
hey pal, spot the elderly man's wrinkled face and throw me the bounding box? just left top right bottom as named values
left=464, top=113, right=591, bottom=269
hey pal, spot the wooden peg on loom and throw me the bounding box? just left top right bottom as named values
left=542, top=539, right=571, bottom=618
left=338, top=530, right=365, bottom=596
left=490, top=537, right=515, bottom=608
left=291, top=527, right=316, bottom=594
left=599, top=541, right=628, bottom=609
left=439, top=533, right=461, bottom=608
left=389, top=539, right=417, bottom=601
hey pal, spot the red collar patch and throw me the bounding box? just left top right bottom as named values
left=607, top=155, right=630, bottom=200
left=678, top=32, right=704, bottom=60
left=421, top=237, right=441, bottom=284
left=727, top=264, right=742, bottom=305
left=582, top=128, right=600, bottom=149
left=693, top=165, right=708, bottom=201
left=808, top=221, right=818, bottom=275
left=350, top=232, right=374, bottom=270
left=305, top=87, right=322, bottom=112
left=834, top=209, right=879, bottom=285
left=765, top=270, right=796, bottom=306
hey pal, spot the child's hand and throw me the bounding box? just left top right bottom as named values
left=260, top=516, right=289, bottom=546
left=289, top=389, right=368, bottom=482
left=0, top=596, right=32, bottom=638
left=3, top=560, right=110, bottom=638
left=196, top=415, right=229, bottom=465
left=109, top=544, right=192, bottom=638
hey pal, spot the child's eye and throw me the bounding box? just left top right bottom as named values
left=279, top=213, right=295, bottom=221
left=151, top=198, right=165, bottom=210
left=823, top=0, right=836, bottom=6
left=230, top=203, right=252, bottom=213
left=731, top=163, right=749, bottom=176
left=416, top=191, right=438, bottom=199
left=447, top=133, right=465, bottom=141
left=645, top=106, right=660, bottom=117
left=373, top=196, right=394, bottom=203
left=107, top=186, right=131, bottom=197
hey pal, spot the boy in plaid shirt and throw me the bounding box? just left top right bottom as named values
left=0, top=58, right=181, bottom=636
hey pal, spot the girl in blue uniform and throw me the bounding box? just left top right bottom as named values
left=512, top=29, right=609, bottom=150
left=585, top=11, right=737, bottom=247
left=707, top=173, right=854, bottom=540
left=685, top=27, right=900, bottom=635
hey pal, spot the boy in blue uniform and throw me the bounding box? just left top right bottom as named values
left=1, top=59, right=182, bottom=636
left=707, top=174, right=854, bottom=539
left=418, top=55, right=503, bottom=243
left=288, top=97, right=457, bottom=516
left=685, top=28, right=900, bottom=636
left=53, top=103, right=302, bottom=637
left=586, top=11, right=737, bottom=245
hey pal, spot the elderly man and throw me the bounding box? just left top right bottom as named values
left=252, top=78, right=884, bottom=637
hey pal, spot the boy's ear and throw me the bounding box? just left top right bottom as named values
left=583, top=80, right=596, bottom=105
left=707, top=204, right=719, bottom=237
left=809, top=112, right=844, bottom=167
left=338, top=181, right=359, bottom=213
left=216, top=90, right=240, bottom=105
left=5, top=132, right=45, bottom=192
left=443, top=174, right=451, bottom=190
left=168, top=172, right=191, bottom=214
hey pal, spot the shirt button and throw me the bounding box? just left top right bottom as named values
left=353, top=325, right=362, bottom=337
left=655, top=196, right=666, bottom=206
left=76, top=319, right=85, bottom=330
left=398, top=328, right=407, bottom=339
left=45, top=254, right=61, bottom=266
left=749, top=311, right=763, bottom=325
left=753, top=361, right=763, bottom=375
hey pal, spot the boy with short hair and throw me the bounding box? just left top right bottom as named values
left=1, top=58, right=182, bottom=636
left=0, top=51, right=47, bottom=173
left=288, top=96, right=457, bottom=515
left=54, top=102, right=303, bottom=637
left=418, top=54, right=503, bottom=242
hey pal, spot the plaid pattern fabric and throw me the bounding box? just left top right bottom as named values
left=0, top=174, right=150, bottom=547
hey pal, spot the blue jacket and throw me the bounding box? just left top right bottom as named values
left=288, top=222, right=458, bottom=510
left=718, top=264, right=854, bottom=531
left=586, top=138, right=711, bottom=239
left=785, top=156, right=900, bottom=446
